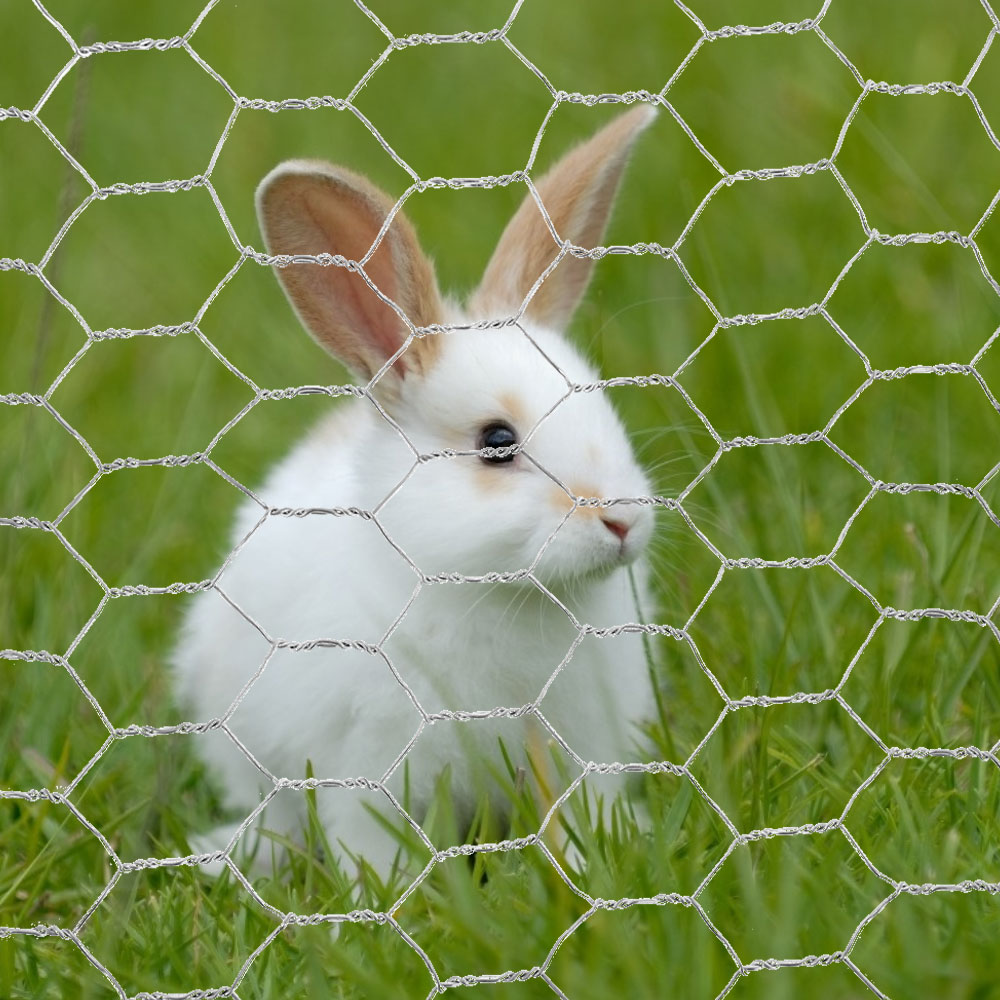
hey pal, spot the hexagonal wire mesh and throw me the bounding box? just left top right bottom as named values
left=2, top=0, right=1000, bottom=997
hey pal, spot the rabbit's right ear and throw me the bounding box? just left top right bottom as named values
left=256, top=163, right=444, bottom=384
left=470, top=106, right=654, bottom=329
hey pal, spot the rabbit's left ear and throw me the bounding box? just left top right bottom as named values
left=256, top=162, right=444, bottom=383
left=470, top=105, right=654, bottom=329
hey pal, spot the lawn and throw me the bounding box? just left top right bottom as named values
left=2, top=0, right=1000, bottom=997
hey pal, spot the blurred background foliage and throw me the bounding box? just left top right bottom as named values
left=2, top=0, right=1000, bottom=997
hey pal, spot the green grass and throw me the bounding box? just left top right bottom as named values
left=3, top=0, right=1000, bottom=997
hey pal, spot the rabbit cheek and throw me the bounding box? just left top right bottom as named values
left=530, top=490, right=587, bottom=576
left=548, top=486, right=575, bottom=517
left=472, top=463, right=512, bottom=495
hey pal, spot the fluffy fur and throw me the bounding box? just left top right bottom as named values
left=173, top=107, right=657, bottom=878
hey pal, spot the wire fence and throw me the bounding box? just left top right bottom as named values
left=2, top=0, right=1000, bottom=997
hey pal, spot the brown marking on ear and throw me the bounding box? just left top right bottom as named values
left=470, top=106, right=655, bottom=328
left=256, top=162, right=444, bottom=383
left=406, top=329, right=443, bottom=374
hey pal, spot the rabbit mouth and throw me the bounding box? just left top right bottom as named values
left=599, top=535, right=646, bottom=573
left=594, top=506, right=652, bottom=566
left=533, top=517, right=650, bottom=586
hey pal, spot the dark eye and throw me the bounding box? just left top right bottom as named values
left=478, top=421, right=518, bottom=464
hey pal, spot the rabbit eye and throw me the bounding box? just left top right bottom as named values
left=478, top=422, right=518, bottom=464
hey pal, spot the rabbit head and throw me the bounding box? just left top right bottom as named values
left=255, top=107, right=655, bottom=585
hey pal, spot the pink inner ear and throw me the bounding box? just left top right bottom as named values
left=299, top=187, right=411, bottom=374
left=260, top=164, right=444, bottom=381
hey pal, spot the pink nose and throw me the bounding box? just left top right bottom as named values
left=601, top=517, right=630, bottom=542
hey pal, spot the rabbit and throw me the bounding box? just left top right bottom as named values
left=173, top=106, right=659, bottom=884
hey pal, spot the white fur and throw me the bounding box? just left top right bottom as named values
left=173, top=117, right=657, bottom=880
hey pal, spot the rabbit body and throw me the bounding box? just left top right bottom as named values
left=173, top=107, right=659, bottom=878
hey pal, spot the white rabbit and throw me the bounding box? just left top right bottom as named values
left=173, top=107, right=658, bottom=882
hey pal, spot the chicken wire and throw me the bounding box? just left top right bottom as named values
left=2, top=0, right=1000, bottom=997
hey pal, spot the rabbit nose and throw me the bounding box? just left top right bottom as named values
left=601, top=516, right=630, bottom=542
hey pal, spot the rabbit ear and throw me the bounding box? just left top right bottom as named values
left=471, top=106, right=655, bottom=329
left=256, top=163, right=444, bottom=383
